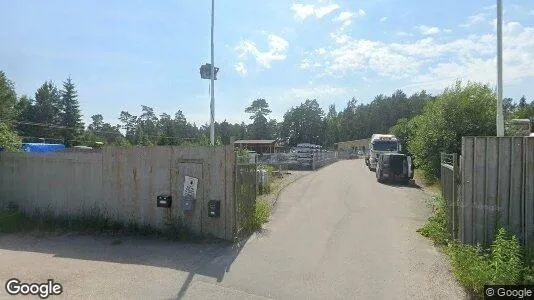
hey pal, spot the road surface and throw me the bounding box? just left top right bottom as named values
left=0, top=159, right=465, bottom=300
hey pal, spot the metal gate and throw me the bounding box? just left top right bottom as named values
left=235, top=160, right=257, bottom=235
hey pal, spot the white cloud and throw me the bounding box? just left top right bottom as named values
left=315, top=48, right=327, bottom=55
left=291, top=3, right=339, bottom=20
left=302, top=20, right=534, bottom=91
left=334, top=11, right=353, bottom=27
left=284, top=85, right=357, bottom=104
left=460, top=13, right=486, bottom=28
left=234, top=34, right=289, bottom=68
left=329, top=31, right=350, bottom=44
left=417, top=25, right=441, bottom=36
left=234, top=62, right=247, bottom=75
left=315, top=4, right=340, bottom=18
left=357, top=9, right=366, bottom=16
left=396, top=31, right=413, bottom=37
left=443, top=28, right=453, bottom=33
left=380, top=17, right=387, bottom=23
left=483, top=4, right=497, bottom=11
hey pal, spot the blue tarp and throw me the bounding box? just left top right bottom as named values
left=21, top=143, right=66, bottom=152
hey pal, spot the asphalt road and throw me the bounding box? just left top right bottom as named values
left=0, top=159, right=465, bottom=300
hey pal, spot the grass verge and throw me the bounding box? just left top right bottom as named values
left=418, top=195, right=530, bottom=298
left=0, top=205, right=198, bottom=241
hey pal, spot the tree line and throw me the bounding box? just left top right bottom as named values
left=1, top=70, right=533, bottom=181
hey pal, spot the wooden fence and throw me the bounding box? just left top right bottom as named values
left=441, top=137, right=534, bottom=246
left=0, top=146, right=238, bottom=241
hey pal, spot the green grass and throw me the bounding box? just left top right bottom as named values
left=0, top=206, right=196, bottom=241
left=243, top=199, right=271, bottom=231
left=417, top=196, right=450, bottom=246
left=418, top=195, right=527, bottom=298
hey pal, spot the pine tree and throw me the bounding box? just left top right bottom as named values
left=60, top=77, right=83, bottom=146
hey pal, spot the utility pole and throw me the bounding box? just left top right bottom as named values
left=210, top=0, right=215, bottom=145
left=496, top=0, right=505, bottom=137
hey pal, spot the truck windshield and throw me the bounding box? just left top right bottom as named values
left=372, top=141, right=398, bottom=151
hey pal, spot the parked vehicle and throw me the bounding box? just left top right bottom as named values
left=375, top=153, right=413, bottom=184
left=366, top=134, right=401, bottom=171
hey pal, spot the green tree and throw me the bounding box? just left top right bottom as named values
left=27, top=81, right=62, bottom=140
left=407, top=81, right=497, bottom=182
left=60, top=77, right=83, bottom=147
left=0, top=71, right=21, bottom=150
left=280, top=99, right=324, bottom=146
left=0, top=71, right=17, bottom=123
left=119, top=111, right=139, bottom=144
left=323, top=104, right=340, bottom=147
left=245, top=98, right=272, bottom=139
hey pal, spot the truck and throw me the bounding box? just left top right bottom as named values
left=365, top=134, right=402, bottom=172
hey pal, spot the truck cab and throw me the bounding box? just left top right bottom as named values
left=376, top=153, right=414, bottom=184
left=367, top=134, right=401, bottom=171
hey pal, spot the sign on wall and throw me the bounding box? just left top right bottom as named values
left=182, top=176, right=199, bottom=211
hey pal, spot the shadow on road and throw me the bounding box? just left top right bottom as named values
left=0, top=231, right=255, bottom=297
left=379, top=180, right=423, bottom=190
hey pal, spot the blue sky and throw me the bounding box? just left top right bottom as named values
left=1, top=0, right=534, bottom=127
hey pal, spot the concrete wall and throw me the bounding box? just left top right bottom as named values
left=0, top=146, right=236, bottom=241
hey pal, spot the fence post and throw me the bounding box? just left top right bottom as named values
left=452, top=153, right=458, bottom=240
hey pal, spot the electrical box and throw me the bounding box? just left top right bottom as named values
left=208, top=200, right=220, bottom=218
left=182, top=176, right=199, bottom=212
left=156, top=194, right=172, bottom=208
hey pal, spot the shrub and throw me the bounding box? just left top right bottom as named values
left=407, top=81, right=496, bottom=181
left=417, top=196, right=450, bottom=245
left=245, top=199, right=271, bottom=231
left=445, top=228, right=523, bottom=296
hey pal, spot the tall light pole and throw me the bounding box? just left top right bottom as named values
left=496, top=0, right=505, bottom=137
left=210, top=0, right=215, bottom=145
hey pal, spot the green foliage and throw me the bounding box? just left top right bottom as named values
left=407, top=81, right=496, bottom=181
left=491, top=228, right=523, bottom=284
left=236, top=148, right=251, bottom=163
left=0, top=122, right=21, bottom=151
left=417, top=196, right=451, bottom=245
left=244, top=199, right=271, bottom=231
left=390, top=117, right=416, bottom=155
left=60, top=77, right=83, bottom=147
left=445, top=241, right=492, bottom=295
left=245, top=98, right=276, bottom=139
left=281, top=99, right=324, bottom=146
left=445, top=228, right=523, bottom=296
left=418, top=194, right=524, bottom=296
left=0, top=71, right=17, bottom=123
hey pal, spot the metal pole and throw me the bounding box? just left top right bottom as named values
left=496, top=0, right=505, bottom=137
left=210, top=0, right=215, bottom=146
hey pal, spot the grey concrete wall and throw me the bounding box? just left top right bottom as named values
left=459, top=137, right=534, bottom=246
left=0, top=146, right=236, bottom=241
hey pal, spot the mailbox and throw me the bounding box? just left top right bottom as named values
left=208, top=200, right=220, bottom=218
left=156, top=194, right=172, bottom=208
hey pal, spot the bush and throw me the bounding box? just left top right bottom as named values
left=245, top=199, right=271, bottom=231
left=445, top=228, right=523, bottom=296
left=0, top=122, right=21, bottom=151
left=418, top=194, right=524, bottom=297
left=407, top=81, right=497, bottom=181
left=446, top=241, right=492, bottom=295
left=417, top=196, right=450, bottom=245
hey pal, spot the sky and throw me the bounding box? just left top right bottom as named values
left=1, top=0, right=534, bottom=127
